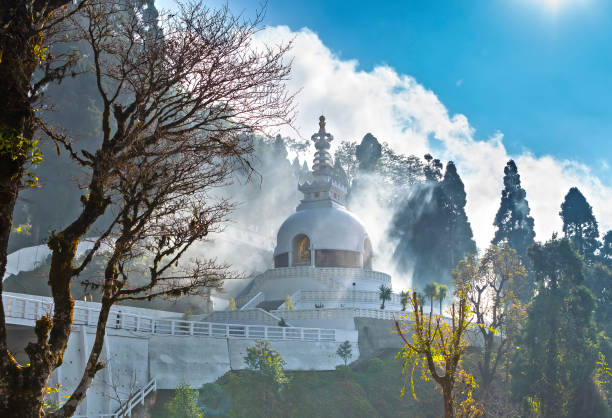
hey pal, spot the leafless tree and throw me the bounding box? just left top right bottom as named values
left=0, top=1, right=294, bottom=416
left=454, top=245, right=527, bottom=396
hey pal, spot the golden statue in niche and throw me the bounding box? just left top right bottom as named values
left=293, top=234, right=311, bottom=265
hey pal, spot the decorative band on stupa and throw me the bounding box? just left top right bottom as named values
left=311, top=115, right=334, bottom=176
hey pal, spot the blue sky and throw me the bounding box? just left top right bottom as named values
left=161, top=0, right=612, bottom=180
left=156, top=0, right=612, bottom=247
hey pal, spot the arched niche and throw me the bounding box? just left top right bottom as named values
left=292, top=234, right=311, bottom=266
left=363, top=238, right=373, bottom=269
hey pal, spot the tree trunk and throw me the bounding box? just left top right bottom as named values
left=442, top=382, right=454, bottom=418
left=51, top=297, right=113, bottom=417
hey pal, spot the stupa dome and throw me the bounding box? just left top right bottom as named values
left=272, top=116, right=373, bottom=270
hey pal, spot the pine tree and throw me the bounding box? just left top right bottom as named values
left=492, top=160, right=535, bottom=259
left=560, top=187, right=600, bottom=261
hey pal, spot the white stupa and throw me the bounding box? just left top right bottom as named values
left=234, top=116, right=397, bottom=320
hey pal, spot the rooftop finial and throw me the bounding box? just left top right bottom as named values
left=311, top=115, right=333, bottom=144
left=310, top=115, right=334, bottom=175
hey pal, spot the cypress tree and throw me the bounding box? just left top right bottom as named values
left=440, top=161, right=477, bottom=271
left=560, top=187, right=599, bottom=261
left=355, top=133, right=382, bottom=172
left=492, top=160, right=535, bottom=259
left=392, top=160, right=476, bottom=288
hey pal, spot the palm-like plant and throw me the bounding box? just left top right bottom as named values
left=423, top=282, right=439, bottom=315
left=400, top=291, right=408, bottom=311
left=378, top=284, right=392, bottom=310
left=436, top=284, right=448, bottom=314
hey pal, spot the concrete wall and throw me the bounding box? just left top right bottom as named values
left=149, top=336, right=231, bottom=390
left=354, top=317, right=404, bottom=359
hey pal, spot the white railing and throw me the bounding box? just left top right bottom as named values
left=239, top=291, right=265, bottom=310
left=2, top=293, right=335, bottom=342
left=260, top=266, right=391, bottom=283
left=74, top=378, right=156, bottom=418
left=114, top=378, right=157, bottom=417
left=289, top=290, right=402, bottom=305
left=205, top=308, right=283, bottom=327
left=272, top=307, right=401, bottom=321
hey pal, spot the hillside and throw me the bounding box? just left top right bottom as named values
left=148, top=349, right=448, bottom=418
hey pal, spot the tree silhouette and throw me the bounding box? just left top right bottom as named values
left=437, top=285, right=449, bottom=314
left=424, top=282, right=439, bottom=315
left=492, top=160, right=535, bottom=259
left=400, top=291, right=409, bottom=311
left=336, top=341, right=353, bottom=366
left=560, top=187, right=599, bottom=262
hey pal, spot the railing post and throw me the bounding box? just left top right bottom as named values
left=171, top=321, right=175, bottom=335
left=189, top=322, right=194, bottom=336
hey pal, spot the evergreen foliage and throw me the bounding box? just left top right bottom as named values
left=244, top=340, right=290, bottom=391
left=601, top=230, right=612, bottom=267
left=511, top=239, right=606, bottom=417
left=356, top=133, right=382, bottom=172
left=423, top=282, right=439, bottom=313
left=336, top=341, right=353, bottom=366
left=436, top=284, right=449, bottom=314
left=392, top=159, right=476, bottom=288
left=166, top=383, right=203, bottom=418
left=400, top=291, right=409, bottom=311
left=560, top=187, right=600, bottom=261
left=491, top=160, right=536, bottom=259
left=378, top=284, right=392, bottom=310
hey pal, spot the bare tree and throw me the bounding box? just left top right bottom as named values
left=0, top=1, right=294, bottom=416
left=454, top=245, right=527, bottom=396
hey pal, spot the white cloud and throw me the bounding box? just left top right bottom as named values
left=257, top=25, right=612, bottom=253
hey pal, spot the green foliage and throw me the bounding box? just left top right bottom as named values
left=423, top=282, right=439, bottom=313
left=336, top=341, right=353, bottom=366
left=165, top=383, right=203, bottom=418
left=284, top=295, right=294, bottom=310
left=435, top=284, right=448, bottom=314
left=491, top=160, right=536, bottom=260
left=378, top=284, right=392, bottom=309
left=560, top=187, right=600, bottom=262
left=392, top=160, right=476, bottom=288
left=366, top=357, right=385, bottom=373
left=399, top=290, right=408, bottom=311
left=244, top=340, right=290, bottom=391
left=512, top=238, right=606, bottom=417
left=0, top=129, right=43, bottom=187
left=149, top=350, right=445, bottom=418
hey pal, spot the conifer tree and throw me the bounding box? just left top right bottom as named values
left=511, top=239, right=605, bottom=417
left=356, top=133, right=382, bottom=172
left=491, top=160, right=535, bottom=259
left=440, top=162, right=477, bottom=271
left=560, top=187, right=600, bottom=261
left=392, top=160, right=476, bottom=288
left=601, top=231, right=612, bottom=267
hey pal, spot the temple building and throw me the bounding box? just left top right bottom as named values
left=214, top=116, right=401, bottom=328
